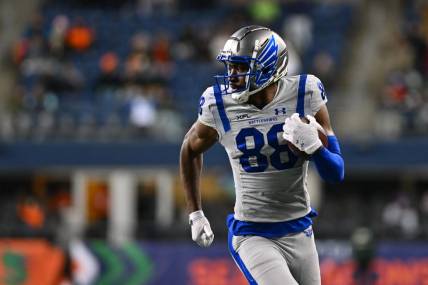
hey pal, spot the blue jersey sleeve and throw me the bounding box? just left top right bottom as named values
left=312, top=135, right=345, bottom=183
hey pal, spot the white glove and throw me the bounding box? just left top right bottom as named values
left=283, top=113, right=323, bottom=155
left=189, top=210, right=214, bottom=247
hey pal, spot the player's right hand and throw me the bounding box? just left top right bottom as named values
left=189, top=210, right=214, bottom=247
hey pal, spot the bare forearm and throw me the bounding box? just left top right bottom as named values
left=180, top=141, right=203, bottom=213
left=180, top=121, right=217, bottom=214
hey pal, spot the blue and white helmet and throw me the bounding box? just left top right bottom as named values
left=215, top=25, right=288, bottom=103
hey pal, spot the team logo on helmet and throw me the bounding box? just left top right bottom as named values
left=255, top=35, right=279, bottom=86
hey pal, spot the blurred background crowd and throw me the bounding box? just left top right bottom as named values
left=0, top=0, right=427, bottom=284
left=3, top=0, right=356, bottom=142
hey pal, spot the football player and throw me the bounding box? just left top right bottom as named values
left=180, top=25, right=344, bottom=285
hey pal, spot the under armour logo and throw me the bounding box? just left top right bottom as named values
left=274, top=108, right=286, bottom=115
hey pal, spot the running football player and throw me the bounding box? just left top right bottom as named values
left=180, top=25, right=344, bottom=285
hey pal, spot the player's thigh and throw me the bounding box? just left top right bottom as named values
left=279, top=227, right=321, bottom=285
left=231, top=235, right=298, bottom=285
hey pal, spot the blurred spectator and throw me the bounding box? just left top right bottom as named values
left=152, top=33, right=171, bottom=64
left=49, top=15, right=70, bottom=58
left=130, top=32, right=151, bottom=54
left=173, top=25, right=199, bottom=61
left=383, top=72, right=409, bottom=106
left=128, top=85, right=157, bottom=133
left=17, top=196, right=45, bottom=229
left=283, top=14, right=313, bottom=55
left=174, top=25, right=213, bottom=62
left=124, top=33, right=152, bottom=84
left=151, top=31, right=174, bottom=76
left=95, top=52, right=122, bottom=91
left=351, top=227, right=377, bottom=285
left=124, top=52, right=149, bottom=84
left=41, top=60, right=85, bottom=93
left=65, top=18, right=94, bottom=52
left=382, top=193, right=419, bottom=239
left=13, top=20, right=48, bottom=65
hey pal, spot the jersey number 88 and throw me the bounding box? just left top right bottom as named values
left=236, top=123, right=298, bottom=173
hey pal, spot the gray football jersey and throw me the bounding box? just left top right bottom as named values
left=198, top=74, right=328, bottom=222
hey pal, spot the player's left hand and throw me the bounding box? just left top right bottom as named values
left=283, top=113, right=323, bottom=155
